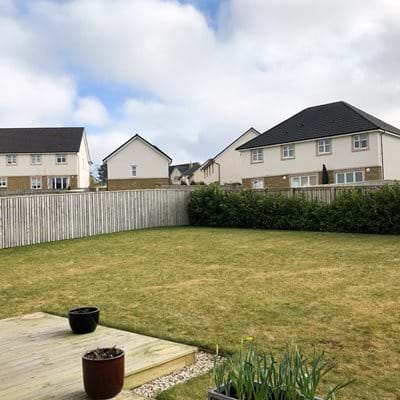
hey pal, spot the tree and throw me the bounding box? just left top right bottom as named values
left=98, top=163, right=108, bottom=184
left=322, top=164, right=329, bottom=184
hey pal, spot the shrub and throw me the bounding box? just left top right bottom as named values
left=189, top=185, right=400, bottom=234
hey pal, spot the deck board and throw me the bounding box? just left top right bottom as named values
left=0, top=312, right=196, bottom=399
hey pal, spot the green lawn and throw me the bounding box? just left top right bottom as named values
left=1, top=227, right=400, bottom=400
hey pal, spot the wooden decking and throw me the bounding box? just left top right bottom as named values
left=0, top=312, right=197, bottom=399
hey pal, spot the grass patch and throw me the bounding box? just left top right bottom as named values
left=1, top=227, right=400, bottom=399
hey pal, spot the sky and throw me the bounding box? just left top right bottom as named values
left=1, top=0, right=400, bottom=172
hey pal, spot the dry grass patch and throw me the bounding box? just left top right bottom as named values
left=0, top=227, right=400, bottom=399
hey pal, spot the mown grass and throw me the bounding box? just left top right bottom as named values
left=1, top=227, right=399, bottom=399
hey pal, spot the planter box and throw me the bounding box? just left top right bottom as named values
left=208, top=387, right=324, bottom=400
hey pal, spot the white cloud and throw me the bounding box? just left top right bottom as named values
left=0, top=59, right=75, bottom=126
left=1, top=0, right=400, bottom=166
left=74, top=97, right=109, bottom=126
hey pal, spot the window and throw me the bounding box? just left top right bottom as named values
left=131, top=165, right=137, bottom=177
left=56, top=154, right=67, bottom=164
left=353, top=133, right=369, bottom=150
left=252, top=178, right=264, bottom=189
left=291, top=175, right=318, bottom=188
left=0, top=177, right=7, bottom=188
left=48, top=177, right=68, bottom=189
left=6, top=154, right=17, bottom=165
left=31, top=177, right=42, bottom=190
left=251, top=149, right=263, bottom=163
left=282, top=144, right=295, bottom=159
left=335, top=171, right=363, bottom=184
left=31, top=154, right=42, bottom=165
left=317, top=139, right=331, bottom=155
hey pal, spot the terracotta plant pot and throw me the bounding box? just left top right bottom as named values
left=82, top=348, right=125, bottom=399
left=68, top=307, right=100, bottom=334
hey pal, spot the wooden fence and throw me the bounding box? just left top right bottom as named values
left=262, top=184, right=388, bottom=203
left=0, top=189, right=190, bottom=249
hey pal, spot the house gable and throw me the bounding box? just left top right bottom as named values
left=106, top=135, right=171, bottom=180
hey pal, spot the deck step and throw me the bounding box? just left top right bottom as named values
left=0, top=312, right=197, bottom=399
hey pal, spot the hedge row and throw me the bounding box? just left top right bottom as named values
left=188, top=185, right=400, bottom=234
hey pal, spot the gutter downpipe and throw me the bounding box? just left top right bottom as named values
left=214, top=161, right=221, bottom=184
left=380, top=131, right=385, bottom=180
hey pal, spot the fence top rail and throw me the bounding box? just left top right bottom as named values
left=0, top=188, right=193, bottom=201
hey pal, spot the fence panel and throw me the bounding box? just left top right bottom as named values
left=0, top=189, right=190, bottom=249
left=263, top=184, right=386, bottom=203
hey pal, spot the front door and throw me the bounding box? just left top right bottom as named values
left=251, top=178, right=264, bottom=190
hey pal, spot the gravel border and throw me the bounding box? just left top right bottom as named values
left=132, top=351, right=215, bottom=398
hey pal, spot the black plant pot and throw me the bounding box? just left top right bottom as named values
left=68, top=307, right=100, bottom=334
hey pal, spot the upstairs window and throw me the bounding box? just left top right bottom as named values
left=131, top=165, right=137, bottom=177
left=56, top=154, right=67, bottom=164
left=31, top=154, right=42, bottom=165
left=282, top=144, right=295, bottom=159
left=353, top=134, right=369, bottom=150
left=6, top=154, right=17, bottom=165
left=0, top=177, right=7, bottom=188
left=251, top=149, right=263, bottom=163
left=317, top=139, right=331, bottom=155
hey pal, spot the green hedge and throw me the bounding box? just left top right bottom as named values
left=188, top=184, right=400, bottom=234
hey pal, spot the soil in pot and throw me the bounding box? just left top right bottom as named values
left=68, top=306, right=100, bottom=334
left=82, top=347, right=125, bottom=399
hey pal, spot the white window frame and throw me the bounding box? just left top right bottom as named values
left=56, top=154, right=67, bottom=164
left=335, top=170, right=364, bottom=184
left=352, top=133, right=369, bottom=151
left=31, top=154, right=42, bottom=165
left=131, top=165, right=137, bottom=177
left=48, top=177, right=69, bottom=189
left=6, top=154, right=17, bottom=165
left=290, top=175, right=318, bottom=188
left=0, top=177, right=7, bottom=188
left=31, top=176, right=42, bottom=190
left=251, top=178, right=264, bottom=190
left=282, top=144, right=295, bottom=159
left=251, top=149, right=264, bottom=163
left=317, top=139, right=332, bottom=155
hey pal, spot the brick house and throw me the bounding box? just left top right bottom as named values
left=236, top=101, right=400, bottom=189
left=0, top=127, right=91, bottom=191
left=103, top=134, right=171, bottom=190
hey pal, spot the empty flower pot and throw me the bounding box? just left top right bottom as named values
left=82, top=348, right=125, bottom=399
left=68, top=306, right=100, bottom=334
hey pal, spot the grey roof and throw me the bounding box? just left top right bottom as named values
left=0, top=127, right=84, bottom=153
left=169, top=162, right=200, bottom=176
left=237, top=101, right=400, bottom=150
left=169, top=163, right=192, bottom=175
left=182, top=162, right=201, bottom=176
left=103, top=134, right=172, bottom=162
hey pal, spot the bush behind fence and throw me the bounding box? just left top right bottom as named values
left=0, top=189, right=190, bottom=249
left=189, top=184, right=400, bottom=234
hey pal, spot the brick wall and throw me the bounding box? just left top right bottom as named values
left=107, top=178, right=170, bottom=191
left=0, top=175, right=78, bottom=191
left=365, top=166, right=382, bottom=181
left=242, top=165, right=382, bottom=188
